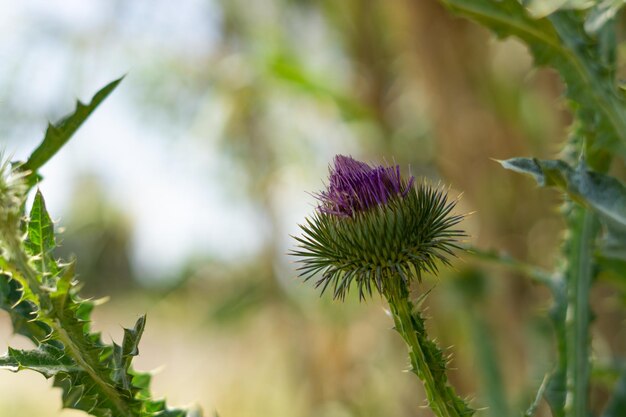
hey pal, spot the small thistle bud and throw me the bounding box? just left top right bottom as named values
left=292, top=155, right=465, bottom=300
left=0, top=158, right=28, bottom=255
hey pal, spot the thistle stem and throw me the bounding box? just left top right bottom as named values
left=565, top=208, right=597, bottom=417
left=386, top=285, right=472, bottom=417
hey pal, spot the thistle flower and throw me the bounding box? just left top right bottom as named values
left=293, top=155, right=474, bottom=417
left=293, top=155, right=465, bottom=300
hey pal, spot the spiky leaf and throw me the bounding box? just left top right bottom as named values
left=0, top=271, right=52, bottom=343
left=21, top=77, right=123, bottom=180
left=499, top=157, right=626, bottom=259
left=1, top=187, right=196, bottom=416
left=0, top=344, right=79, bottom=376
left=24, top=189, right=59, bottom=279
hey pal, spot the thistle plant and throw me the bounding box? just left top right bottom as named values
left=292, top=155, right=473, bottom=417
left=0, top=79, right=199, bottom=416
left=419, top=2, right=626, bottom=417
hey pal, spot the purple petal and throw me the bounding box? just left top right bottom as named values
left=316, top=155, right=415, bottom=217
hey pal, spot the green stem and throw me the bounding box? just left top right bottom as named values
left=464, top=245, right=554, bottom=288
left=565, top=207, right=597, bottom=417
left=466, top=309, right=509, bottom=417
left=386, top=285, right=472, bottom=417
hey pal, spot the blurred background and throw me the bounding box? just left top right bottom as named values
left=0, top=1, right=624, bottom=416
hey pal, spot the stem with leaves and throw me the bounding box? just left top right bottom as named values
left=0, top=79, right=198, bottom=417
left=9, top=233, right=132, bottom=416
left=432, top=1, right=626, bottom=415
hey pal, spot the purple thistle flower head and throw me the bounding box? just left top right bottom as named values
left=293, top=154, right=465, bottom=300
left=316, top=155, right=415, bottom=217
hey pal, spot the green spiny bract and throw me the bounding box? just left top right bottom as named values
left=293, top=155, right=464, bottom=300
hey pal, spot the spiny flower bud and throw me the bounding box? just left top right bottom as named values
left=0, top=158, right=28, bottom=255
left=292, top=155, right=465, bottom=300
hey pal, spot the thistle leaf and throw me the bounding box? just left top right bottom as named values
left=526, top=0, right=593, bottom=19
left=0, top=271, right=52, bottom=344
left=0, top=189, right=196, bottom=416
left=21, top=77, right=123, bottom=179
left=0, top=344, right=79, bottom=377
left=24, top=189, right=58, bottom=279
left=499, top=157, right=626, bottom=260
left=440, top=0, right=626, bottom=162
left=585, top=1, right=626, bottom=34
left=111, top=316, right=146, bottom=390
